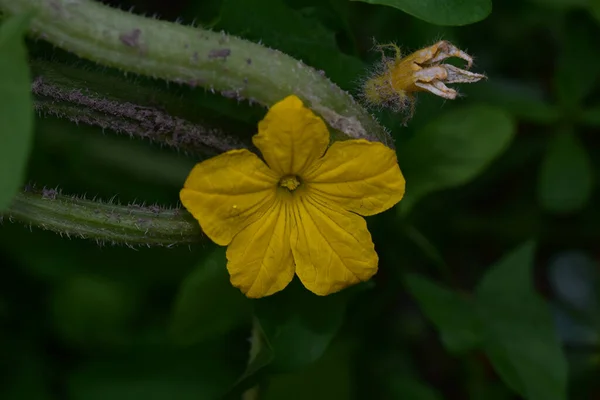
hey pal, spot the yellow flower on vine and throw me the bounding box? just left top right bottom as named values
left=180, top=95, right=405, bottom=298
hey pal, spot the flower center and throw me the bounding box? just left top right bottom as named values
left=279, top=175, right=301, bottom=191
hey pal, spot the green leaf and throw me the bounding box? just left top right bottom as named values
left=350, top=0, right=491, bottom=26
left=222, top=323, right=274, bottom=399
left=476, top=242, right=568, bottom=400
left=254, top=279, right=352, bottom=372
left=169, top=247, right=252, bottom=345
left=0, top=13, right=34, bottom=211
left=407, top=242, right=568, bottom=400
left=538, top=131, right=593, bottom=214
left=405, top=274, right=482, bottom=353
left=398, top=105, right=515, bottom=214
left=554, top=20, right=600, bottom=108
left=475, top=242, right=536, bottom=296
left=215, top=0, right=364, bottom=89
left=591, top=2, right=600, bottom=25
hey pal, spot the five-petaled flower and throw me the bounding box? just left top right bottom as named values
left=180, top=95, right=405, bottom=298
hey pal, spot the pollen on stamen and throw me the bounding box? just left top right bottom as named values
left=279, top=175, right=301, bottom=191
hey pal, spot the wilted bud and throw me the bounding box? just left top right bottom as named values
left=361, top=41, right=486, bottom=121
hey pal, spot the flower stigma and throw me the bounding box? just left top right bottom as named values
left=279, top=175, right=301, bottom=191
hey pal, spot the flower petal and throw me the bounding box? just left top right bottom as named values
left=180, top=149, right=278, bottom=246
left=253, top=95, right=330, bottom=175
left=291, top=194, right=378, bottom=296
left=303, top=139, right=405, bottom=216
left=227, top=198, right=295, bottom=298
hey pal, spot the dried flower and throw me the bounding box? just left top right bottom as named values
left=362, top=41, right=486, bottom=121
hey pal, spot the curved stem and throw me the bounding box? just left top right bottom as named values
left=2, top=187, right=203, bottom=247
left=0, top=0, right=392, bottom=145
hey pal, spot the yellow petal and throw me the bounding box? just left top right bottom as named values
left=291, top=194, right=378, bottom=296
left=227, top=197, right=295, bottom=298
left=180, top=149, right=278, bottom=246
left=303, top=139, right=405, bottom=216
left=253, top=95, right=330, bottom=175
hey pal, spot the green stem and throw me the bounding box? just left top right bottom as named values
left=0, top=0, right=392, bottom=145
left=30, top=58, right=255, bottom=155
left=33, top=76, right=244, bottom=155
left=30, top=58, right=259, bottom=126
left=2, top=187, right=203, bottom=247
left=242, top=319, right=264, bottom=400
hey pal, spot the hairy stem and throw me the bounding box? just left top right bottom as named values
left=2, top=187, right=203, bottom=247
left=31, top=60, right=248, bottom=155
left=33, top=74, right=245, bottom=155
left=0, top=0, right=392, bottom=145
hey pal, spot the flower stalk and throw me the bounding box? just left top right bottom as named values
left=2, top=186, right=203, bottom=247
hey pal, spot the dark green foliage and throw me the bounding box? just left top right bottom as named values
left=0, top=13, right=33, bottom=210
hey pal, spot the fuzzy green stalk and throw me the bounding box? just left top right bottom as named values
left=0, top=0, right=393, bottom=146
left=3, top=187, right=203, bottom=247
left=31, top=58, right=252, bottom=155
left=33, top=78, right=244, bottom=156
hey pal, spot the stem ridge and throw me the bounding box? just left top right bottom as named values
left=2, top=185, right=204, bottom=247
left=33, top=75, right=245, bottom=155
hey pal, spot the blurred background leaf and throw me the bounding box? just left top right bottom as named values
left=405, top=275, right=482, bottom=353
left=398, top=105, right=516, bottom=214
left=408, top=243, right=568, bottom=400
left=254, top=280, right=365, bottom=372
left=0, top=13, right=33, bottom=210
left=538, top=130, right=593, bottom=214
left=475, top=242, right=568, bottom=400
left=553, top=18, right=600, bottom=109
left=350, top=0, right=492, bottom=26
left=169, top=247, right=252, bottom=345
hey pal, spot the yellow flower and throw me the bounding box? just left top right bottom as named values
left=180, top=95, right=405, bottom=298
